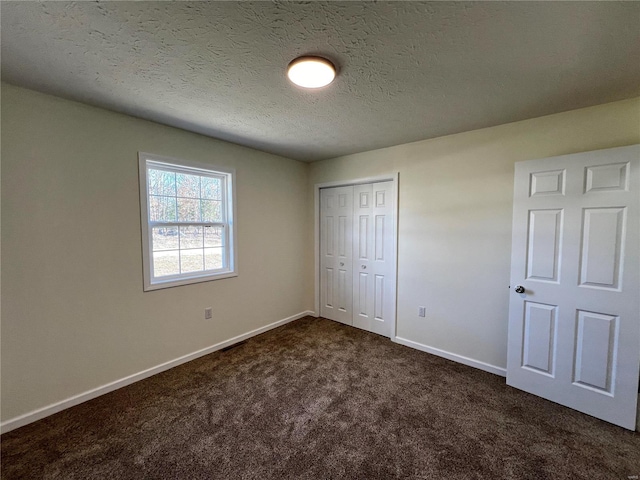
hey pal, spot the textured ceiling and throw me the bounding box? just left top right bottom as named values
left=2, top=1, right=639, bottom=162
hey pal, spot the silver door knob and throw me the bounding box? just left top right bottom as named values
left=361, top=265, right=367, bottom=269
left=514, top=285, right=525, bottom=294
left=340, top=262, right=344, bottom=267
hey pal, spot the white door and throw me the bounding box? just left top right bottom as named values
left=320, top=186, right=353, bottom=325
left=320, top=181, right=396, bottom=337
left=507, top=145, right=640, bottom=430
left=352, top=182, right=395, bottom=337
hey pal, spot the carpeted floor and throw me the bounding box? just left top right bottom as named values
left=2, top=316, right=639, bottom=479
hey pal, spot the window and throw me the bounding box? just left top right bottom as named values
left=138, top=152, right=236, bottom=290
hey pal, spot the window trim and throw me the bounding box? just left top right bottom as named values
left=138, top=152, right=237, bottom=291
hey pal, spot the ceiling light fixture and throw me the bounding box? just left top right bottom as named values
left=287, top=56, right=336, bottom=89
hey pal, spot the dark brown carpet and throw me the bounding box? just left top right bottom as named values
left=2, top=317, right=639, bottom=479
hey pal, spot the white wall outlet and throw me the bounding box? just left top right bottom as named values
left=418, top=306, right=426, bottom=317
left=204, top=307, right=213, bottom=320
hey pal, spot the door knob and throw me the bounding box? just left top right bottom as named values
left=361, top=265, right=367, bottom=269
left=340, top=262, right=344, bottom=267
left=514, top=285, right=525, bottom=294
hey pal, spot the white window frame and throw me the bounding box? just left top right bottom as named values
left=138, top=152, right=237, bottom=291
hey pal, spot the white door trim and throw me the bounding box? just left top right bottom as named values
left=314, top=173, right=400, bottom=338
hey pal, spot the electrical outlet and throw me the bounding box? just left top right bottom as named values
left=204, top=307, right=213, bottom=320
left=418, top=306, right=426, bottom=317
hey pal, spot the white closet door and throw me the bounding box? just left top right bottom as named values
left=352, top=181, right=394, bottom=337
left=320, top=186, right=353, bottom=325
left=507, top=145, right=640, bottom=430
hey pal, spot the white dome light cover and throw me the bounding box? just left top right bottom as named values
left=287, top=56, right=336, bottom=89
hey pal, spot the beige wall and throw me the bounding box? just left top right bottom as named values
left=309, top=97, right=640, bottom=371
left=1, top=84, right=311, bottom=422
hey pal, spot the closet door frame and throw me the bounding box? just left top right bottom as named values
left=314, top=173, right=399, bottom=339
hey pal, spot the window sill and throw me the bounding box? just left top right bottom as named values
left=143, top=271, right=238, bottom=291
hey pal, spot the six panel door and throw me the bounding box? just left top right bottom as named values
left=320, top=186, right=354, bottom=325
left=352, top=182, right=395, bottom=337
left=506, top=145, right=640, bottom=430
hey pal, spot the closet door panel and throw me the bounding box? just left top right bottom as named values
left=320, top=186, right=353, bottom=324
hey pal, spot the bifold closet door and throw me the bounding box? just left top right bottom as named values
left=352, top=182, right=394, bottom=337
left=320, top=186, right=353, bottom=325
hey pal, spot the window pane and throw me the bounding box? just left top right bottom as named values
left=152, top=227, right=179, bottom=251
left=153, top=250, right=179, bottom=277
left=148, top=169, right=176, bottom=196
left=180, top=249, right=204, bottom=273
left=176, top=173, right=200, bottom=198
left=202, top=176, right=222, bottom=200
left=201, top=200, right=222, bottom=222
left=204, top=226, right=224, bottom=247
left=179, top=226, right=203, bottom=249
left=177, top=198, right=201, bottom=222
left=205, top=247, right=224, bottom=270
left=149, top=196, right=177, bottom=222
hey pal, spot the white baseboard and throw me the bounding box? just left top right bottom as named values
left=1, top=310, right=314, bottom=435
left=393, top=336, right=507, bottom=377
